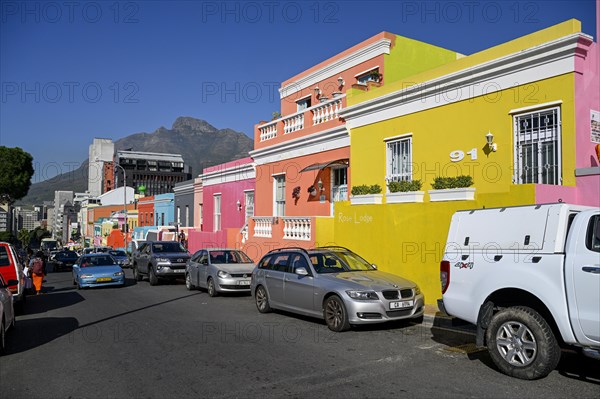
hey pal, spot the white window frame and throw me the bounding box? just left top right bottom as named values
left=213, top=194, right=221, bottom=232
left=185, top=205, right=189, bottom=227
left=273, top=174, right=286, bottom=217
left=513, top=106, right=562, bottom=185
left=385, top=135, right=413, bottom=185
left=244, top=190, right=255, bottom=224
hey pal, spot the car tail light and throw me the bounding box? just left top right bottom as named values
left=440, top=260, right=450, bottom=294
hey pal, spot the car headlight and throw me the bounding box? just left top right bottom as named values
left=113, top=271, right=124, bottom=277
left=80, top=274, right=93, bottom=279
left=217, top=270, right=230, bottom=279
left=414, top=286, right=421, bottom=295
left=156, top=258, right=171, bottom=263
left=346, top=290, right=379, bottom=300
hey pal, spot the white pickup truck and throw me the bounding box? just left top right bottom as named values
left=439, top=203, right=600, bottom=380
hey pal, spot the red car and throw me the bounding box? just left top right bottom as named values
left=0, top=242, right=26, bottom=312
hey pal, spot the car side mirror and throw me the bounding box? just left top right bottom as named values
left=7, top=279, right=18, bottom=286
left=202, top=259, right=208, bottom=265
left=371, top=264, right=378, bottom=270
left=295, top=267, right=309, bottom=276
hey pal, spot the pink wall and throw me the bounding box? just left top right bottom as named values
left=202, top=178, right=255, bottom=232
left=574, top=37, right=600, bottom=169
left=537, top=35, right=600, bottom=207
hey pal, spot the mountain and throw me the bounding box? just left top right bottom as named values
left=19, top=117, right=254, bottom=205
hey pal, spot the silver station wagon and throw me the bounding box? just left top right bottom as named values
left=186, top=249, right=255, bottom=296
left=251, top=247, right=425, bottom=332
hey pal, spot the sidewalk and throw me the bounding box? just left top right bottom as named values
left=422, top=304, right=476, bottom=335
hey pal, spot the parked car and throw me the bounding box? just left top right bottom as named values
left=185, top=249, right=255, bottom=296
left=251, top=246, right=424, bottom=332
left=108, top=250, right=129, bottom=268
left=439, top=203, right=600, bottom=379
left=50, top=250, right=79, bottom=272
left=0, top=274, right=16, bottom=355
left=132, top=241, right=190, bottom=285
left=0, top=242, right=26, bottom=312
left=127, top=239, right=146, bottom=266
left=72, top=254, right=125, bottom=289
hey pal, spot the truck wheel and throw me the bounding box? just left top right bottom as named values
left=133, top=264, right=143, bottom=282
left=148, top=266, right=159, bottom=286
left=486, top=306, right=561, bottom=380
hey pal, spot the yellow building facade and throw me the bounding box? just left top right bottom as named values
left=316, top=20, right=599, bottom=304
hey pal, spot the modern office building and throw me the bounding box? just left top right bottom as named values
left=114, top=150, right=192, bottom=196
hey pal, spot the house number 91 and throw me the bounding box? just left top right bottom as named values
left=450, top=148, right=477, bottom=162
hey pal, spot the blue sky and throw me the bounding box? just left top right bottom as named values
left=0, top=0, right=597, bottom=184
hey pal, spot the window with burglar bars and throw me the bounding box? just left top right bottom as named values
left=386, top=137, right=412, bottom=182
left=513, top=107, right=561, bottom=185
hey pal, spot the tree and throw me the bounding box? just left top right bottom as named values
left=0, top=146, right=34, bottom=204
left=17, top=229, right=31, bottom=249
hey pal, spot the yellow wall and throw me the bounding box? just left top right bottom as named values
left=348, top=19, right=581, bottom=105
left=316, top=186, right=536, bottom=305
left=317, top=73, right=576, bottom=304
left=350, top=74, right=576, bottom=191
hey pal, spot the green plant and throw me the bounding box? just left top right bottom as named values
left=388, top=180, right=422, bottom=193
left=431, top=175, right=474, bottom=190
left=351, top=184, right=382, bottom=195
left=272, top=111, right=281, bottom=120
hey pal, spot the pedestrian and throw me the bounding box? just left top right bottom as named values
left=29, top=251, right=45, bottom=295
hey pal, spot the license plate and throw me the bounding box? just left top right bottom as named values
left=96, top=277, right=112, bottom=282
left=389, top=300, right=413, bottom=310
left=238, top=280, right=251, bottom=286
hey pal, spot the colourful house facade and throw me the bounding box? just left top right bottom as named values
left=187, top=158, right=256, bottom=254
left=315, top=20, right=599, bottom=304
left=245, top=32, right=462, bottom=258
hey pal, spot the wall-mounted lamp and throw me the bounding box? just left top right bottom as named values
left=486, top=131, right=497, bottom=152
left=337, top=76, right=345, bottom=87
left=314, top=86, right=320, bottom=97
left=236, top=200, right=242, bottom=211
left=317, top=178, right=324, bottom=192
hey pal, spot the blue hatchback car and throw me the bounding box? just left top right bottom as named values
left=72, top=254, right=125, bottom=289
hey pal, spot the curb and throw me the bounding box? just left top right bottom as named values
left=421, top=304, right=477, bottom=335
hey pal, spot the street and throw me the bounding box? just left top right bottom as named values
left=1, top=270, right=598, bottom=399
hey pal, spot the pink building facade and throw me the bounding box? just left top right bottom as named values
left=187, top=158, right=255, bottom=253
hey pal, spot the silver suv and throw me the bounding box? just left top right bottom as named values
left=132, top=241, right=190, bottom=285
left=251, top=247, right=424, bottom=332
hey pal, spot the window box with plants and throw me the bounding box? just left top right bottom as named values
left=350, top=184, right=383, bottom=205
left=428, top=176, right=475, bottom=202
left=386, top=180, right=424, bottom=203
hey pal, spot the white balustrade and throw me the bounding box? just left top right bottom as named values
left=259, top=121, right=278, bottom=141
left=313, top=97, right=343, bottom=125
left=283, top=113, right=304, bottom=134
left=332, top=185, right=348, bottom=202
left=253, top=217, right=273, bottom=238
left=282, top=217, right=311, bottom=241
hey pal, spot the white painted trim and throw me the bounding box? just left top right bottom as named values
left=251, top=126, right=349, bottom=165
left=272, top=172, right=286, bottom=177
left=354, top=66, right=380, bottom=78
left=509, top=100, right=564, bottom=114
left=279, top=39, right=392, bottom=99
left=296, top=93, right=312, bottom=101
left=201, top=163, right=256, bottom=187
left=243, top=189, right=255, bottom=193
left=341, top=33, right=586, bottom=129
left=384, top=133, right=413, bottom=142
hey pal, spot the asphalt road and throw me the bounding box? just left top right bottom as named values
left=1, top=270, right=598, bottom=399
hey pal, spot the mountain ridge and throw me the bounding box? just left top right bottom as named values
left=19, top=117, right=254, bottom=205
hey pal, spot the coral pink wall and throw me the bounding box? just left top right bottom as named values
left=254, top=147, right=349, bottom=217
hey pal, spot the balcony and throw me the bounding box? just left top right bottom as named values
left=257, top=94, right=346, bottom=143
left=250, top=216, right=313, bottom=241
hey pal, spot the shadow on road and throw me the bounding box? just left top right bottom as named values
left=4, top=317, right=79, bottom=355
left=22, top=291, right=85, bottom=315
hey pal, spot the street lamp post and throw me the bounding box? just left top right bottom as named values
left=114, top=163, right=128, bottom=253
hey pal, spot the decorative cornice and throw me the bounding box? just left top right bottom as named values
left=341, top=33, right=590, bottom=129
left=279, top=39, right=392, bottom=99
left=201, top=163, right=256, bottom=187
left=250, top=126, right=348, bottom=165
